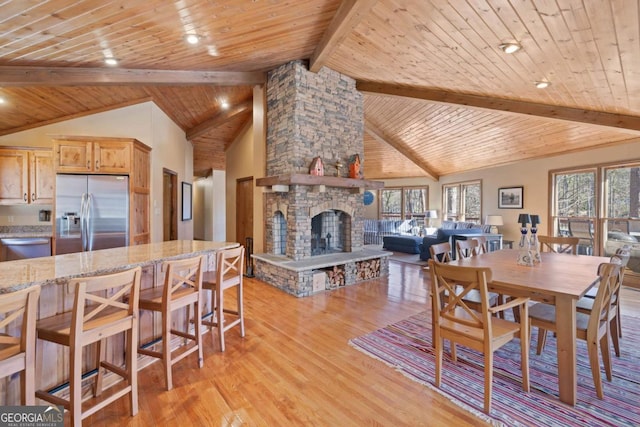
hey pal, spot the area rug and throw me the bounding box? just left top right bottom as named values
left=349, top=311, right=640, bottom=427
left=388, top=252, right=428, bottom=266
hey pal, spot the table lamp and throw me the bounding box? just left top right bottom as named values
left=425, top=210, right=437, bottom=227
left=518, top=213, right=531, bottom=227
left=529, top=215, right=541, bottom=263
left=516, top=213, right=533, bottom=266
left=485, top=215, right=503, bottom=234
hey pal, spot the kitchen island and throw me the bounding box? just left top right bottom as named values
left=0, top=240, right=239, bottom=405
left=0, top=240, right=239, bottom=293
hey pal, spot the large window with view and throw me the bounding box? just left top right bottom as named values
left=550, top=162, right=640, bottom=279
left=379, top=187, right=429, bottom=223
left=442, top=181, right=482, bottom=223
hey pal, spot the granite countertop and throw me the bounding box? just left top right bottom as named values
left=0, top=225, right=53, bottom=239
left=0, top=240, right=240, bottom=293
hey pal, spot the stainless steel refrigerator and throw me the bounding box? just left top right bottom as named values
left=55, top=174, right=129, bottom=255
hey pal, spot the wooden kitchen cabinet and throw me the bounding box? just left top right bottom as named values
left=29, top=150, right=55, bottom=204
left=52, top=136, right=151, bottom=246
left=0, top=148, right=54, bottom=205
left=53, top=138, right=130, bottom=173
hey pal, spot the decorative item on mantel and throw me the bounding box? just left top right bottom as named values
left=348, top=154, right=362, bottom=179
left=529, top=215, right=541, bottom=263
left=334, top=159, right=344, bottom=177
left=517, top=213, right=534, bottom=267
left=309, top=157, right=324, bottom=176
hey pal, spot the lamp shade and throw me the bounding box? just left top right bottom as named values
left=530, top=215, right=540, bottom=226
left=425, top=210, right=438, bottom=219
left=485, top=215, right=503, bottom=226
left=518, top=213, right=531, bottom=226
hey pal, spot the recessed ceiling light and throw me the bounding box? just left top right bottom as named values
left=104, top=57, right=118, bottom=66
left=0, top=97, right=5, bottom=104
left=221, top=101, right=229, bottom=109
left=185, top=34, right=200, bottom=45
left=498, top=42, right=521, bottom=54
left=535, top=81, right=550, bottom=89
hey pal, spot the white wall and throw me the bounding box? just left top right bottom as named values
left=380, top=139, right=640, bottom=242
left=0, top=102, right=195, bottom=242
left=194, top=171, right=226, bottom=241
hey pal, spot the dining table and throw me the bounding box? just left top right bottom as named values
left=448, top=248, right=609, bottom=406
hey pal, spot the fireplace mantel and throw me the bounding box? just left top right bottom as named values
left=256, top=174, right=384, bottom=192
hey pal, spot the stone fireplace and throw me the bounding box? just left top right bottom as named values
left=254, top=61, right=389, bottom=297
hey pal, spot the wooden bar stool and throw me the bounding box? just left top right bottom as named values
left=36, top=267, right=141, bottom=426
left=0, top=286, right=40, bottom=405
left=138, top=255, right=203, bottom=390
left=202, top=246, right=245, bottom=352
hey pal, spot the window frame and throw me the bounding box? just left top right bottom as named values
left=442, top=180, right=482, bottom=223
left=378, top=186, right=429, bottom=222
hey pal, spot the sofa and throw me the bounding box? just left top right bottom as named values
left=419, top=221, right=486, bottom=261
left=382, top=235, right=423, bottom=254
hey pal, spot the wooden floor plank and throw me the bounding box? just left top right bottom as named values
left=80, top=260, right=640, bottom=426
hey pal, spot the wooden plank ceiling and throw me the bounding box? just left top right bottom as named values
left=0, top=0, right=638, bottom=179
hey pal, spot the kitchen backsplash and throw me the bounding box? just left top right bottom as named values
left=0, top=205, right=53, bottom=226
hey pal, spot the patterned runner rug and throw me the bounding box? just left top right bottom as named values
left=349, top=311, right=640, bottom=426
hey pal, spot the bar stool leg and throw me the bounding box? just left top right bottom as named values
left=163, top=308, right=173, bottom=391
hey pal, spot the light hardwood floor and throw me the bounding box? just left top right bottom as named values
left=84, top=260, right=639, bottom=426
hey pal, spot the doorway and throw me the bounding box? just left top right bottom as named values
left=236, top=177, right=253, bottom=248
left=163, top=169, right=177, bottom=241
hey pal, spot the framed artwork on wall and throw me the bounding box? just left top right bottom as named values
left=182, top=182, right=192, bottom=221
left=498, top=186, right=523, bottom=209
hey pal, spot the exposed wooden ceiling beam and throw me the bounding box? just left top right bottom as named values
left=357, top=82, right=640, bottom=135
left=0, top=66, right=266, bottom=86
left=309, top=0, right=379, bottom=73
left=186, top=100, right=253, bottom=140
left=365, top=119, right=438, bottom=180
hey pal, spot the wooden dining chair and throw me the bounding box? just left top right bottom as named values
left=537, top=235, right=579, bottom=254
left=429, top=242, right=452, bottom=263
left=0, top=286, right=40, bottom=406
left=201, top=246, right=245, bottom=352
left=36, top=267, right=141, bottom=426
left=529, top=261, right=621, bottom=399
left=472, top=236, right=488, bottom=255
left=456, top=239, right=479, bottom=259
left=428, top=260, right=530, bottom=413
left=577, top=249, right=630, bottom=356
left=429, top=241, right=500, bottom=312
left=138, top=256, right=204, bottom=390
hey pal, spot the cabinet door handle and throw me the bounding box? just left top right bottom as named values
left=32, top=193, right=36, bottom=201
left=24, top=193, right=27, bottom=201
left=87, top=160, right=90, bottom=170
left=96, top=160, right=99, bottom=170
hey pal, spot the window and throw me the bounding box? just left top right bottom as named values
left=379, top=186, right=429, bottom=222
left=442, top=181, right=481, bottom=223
left=550, top=161, right=640, bottom=261
left=551, top=169, right=597, bottom=254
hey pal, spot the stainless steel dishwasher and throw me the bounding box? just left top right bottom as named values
left=0, top=238, right=52, bottom=261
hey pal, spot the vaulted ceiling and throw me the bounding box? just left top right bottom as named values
left=1, top=0, right=639, bottom=179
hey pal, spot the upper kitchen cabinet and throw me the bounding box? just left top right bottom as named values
left=29, top=150, right=54, bottom=204
left=0, top=148, right=54, bottom=205
left=53, top=137, right=131, bottom=173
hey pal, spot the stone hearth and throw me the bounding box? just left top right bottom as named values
left=254, top=61, right=386, bottom=297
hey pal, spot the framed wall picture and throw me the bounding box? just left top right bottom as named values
left=498, top=186, right=523, bottom=209
left=182, top=182, right=192, bottom=221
